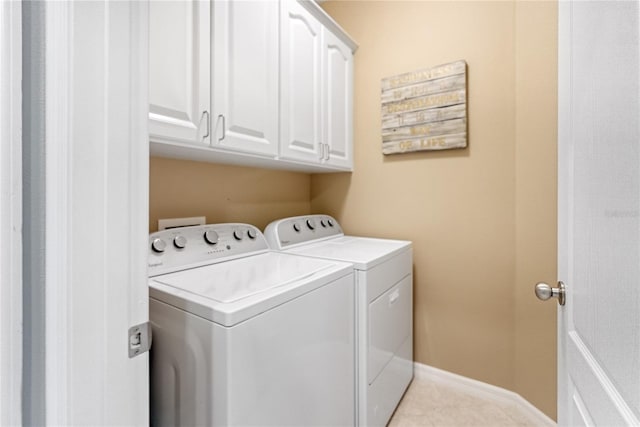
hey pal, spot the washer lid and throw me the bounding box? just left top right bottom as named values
left=149, top=252, right=352, bottom=326
left=285, top=236, right=412, bottom=270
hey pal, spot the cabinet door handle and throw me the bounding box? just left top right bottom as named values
left=324, top=143, right=330, bottom=160
left=217, top=114, right=226, bottom=142
left=389, top=288, right=400, bottom=305
left=319, top=142, right=324, bottom=160
left=201, top=110, right=210, bottom=141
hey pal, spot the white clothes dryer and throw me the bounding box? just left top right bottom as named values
left=148, top=223, right=356, bottom=426
left=264, top=215, right=413, bottom=427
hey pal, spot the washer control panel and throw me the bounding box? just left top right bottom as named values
left=264, top=214, right=343, bottom=250
left=148, top=223, right=268, bottom=277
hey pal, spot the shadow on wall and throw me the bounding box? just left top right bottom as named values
left=149, top=156, right=313, bottom=232
left=382, top=146, right=470, bottom=164
left=310, top=172, right=352, bottom=218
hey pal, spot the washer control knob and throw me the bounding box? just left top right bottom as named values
left=306, top=219, right=316, bottom=230
left=204, top=230, right=219, bottom=245
left=293, top=223, right=301, bottom=232
left=247, top=229, right=257, bottom=240
left=173, top=235, right=187, bottom=249
left=320, top=219, right=327, bottom=227
left=151, top=238, right=166, bottom=253
left=233, top=230, right=243, bottom=241
left=327, top=219, right=334, bottom=227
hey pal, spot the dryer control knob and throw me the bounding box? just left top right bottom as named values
left=247, top=229, right=257, bottom=239
left=233, top=230, right=244, bottom=241
left=293, top=223, right=301, bottom=232
left=327, top=219, right=334, bottom=227
left=204, top=230, right=219, bottom=245
left=320, top=219, right=327, bottom=227
left=173, top=235, right=187, bottom=249
left=306, top=219, right=316, bottom=230
left=151, top=238, right=166, bottom=253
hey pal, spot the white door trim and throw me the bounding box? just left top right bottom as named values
left=44, top=2, right=72, bottom=422
left=0, top=1, right=23, bottom=425
left=41, top=1, right=150, bottom=424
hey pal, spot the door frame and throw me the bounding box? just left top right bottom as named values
left=24, top=1, right=151, bottom=424
left=43, top=2, right=72, bottom=419
left=0, top=1, right=22, bottom=424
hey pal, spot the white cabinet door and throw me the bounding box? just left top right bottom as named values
left=323, top=28, right=353, bottom=170
left=149, top=0, right=210, bottom=145
left=279, top=0, right=323, bottom=164
left=212, top=0, right=279, bottom=157
left=557, top=1, right=640, bottom=425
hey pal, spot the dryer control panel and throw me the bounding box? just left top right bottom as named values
left=148, top=223, right=269, bottom=277
left=264, top=214, right=344, bottom=250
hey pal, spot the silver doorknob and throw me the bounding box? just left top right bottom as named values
left=535, top=281, right=566, bottom=306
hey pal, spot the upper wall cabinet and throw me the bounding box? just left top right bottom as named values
left=279, top=0, right=323, bottom=164
left=322, top=27, right=353, bottom=169
left=149, top=0, right=211, bottom=145
left=280, top=0, right=354, bottom=170
left=211, top=0, right=280, bottom=157
left=149, top=0, right=357, bottom=173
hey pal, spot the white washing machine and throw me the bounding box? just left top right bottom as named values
left=264, top=215, right=413, bottom=427
left=148, top=223, right=356, bottom=426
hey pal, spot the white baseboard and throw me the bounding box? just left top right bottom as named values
left=413, top=362, right=556, bottom=427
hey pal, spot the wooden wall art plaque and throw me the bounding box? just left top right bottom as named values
left=381, top=60, right=467, bottom=155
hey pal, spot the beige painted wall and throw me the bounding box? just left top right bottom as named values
left=313, top=0, right=557, bottom=419
left=514, top=1, right=558, bottom=418
left=149, top=157, right=311, bottom=233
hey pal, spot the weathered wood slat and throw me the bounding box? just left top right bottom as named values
left=381, top=60, right=467, bottom=154
left=381, top=60, right=466, bottom=90
left=382, top=89, right=466, bottom=115
left=381, top=73, right=465, bottom=104
left=382, top=118, right=466, bottom=142
left=382, top=132, right=467, bottom=154
left=381, top=104, right=467, bottom=130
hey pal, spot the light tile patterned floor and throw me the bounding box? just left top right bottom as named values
left=388, top=378, right=542, bottom=427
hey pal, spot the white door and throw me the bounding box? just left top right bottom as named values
left=556, top=1, right=640, bottom=425
left=36, top=2, right=150, bottom=424
left=279, top=0, right=323, bottom=164
left=323, top=28, right=353, bottom=170
left=212, top=0, right=279, bottom=157
left=149, top=0, right=210, bottom=146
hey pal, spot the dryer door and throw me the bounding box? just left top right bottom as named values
left=368, top=276, right=413, bottom=383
